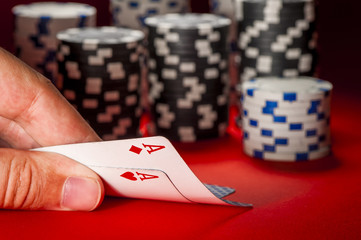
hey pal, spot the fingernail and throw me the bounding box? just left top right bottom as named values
left=62, top=177, right=101, bottom=211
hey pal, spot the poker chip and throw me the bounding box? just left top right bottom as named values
left=109, top=0, right=190, bottom=32
left=145, top=13, right=231, bottom=142
left=57, top=27, right=145, bottom=140
left=209, top=0, right=235, bottom=22
left=234, top=0, right=318, bottom=82
left=243, top=145, right=331, bottom=162
left=241, top=77, right=332, bottom=101
left=12, top=2, right=97, bottom=83
left=240, top=77, right=333, bottom=162
left=209, top=0, right=238, bottom=51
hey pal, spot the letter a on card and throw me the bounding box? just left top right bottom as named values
left=142, top=143, right=165, bottom=154
left=137, top=172, right=159, bottom=181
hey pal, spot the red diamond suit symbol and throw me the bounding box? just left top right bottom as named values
left=129, top=145, right=142, bottom=154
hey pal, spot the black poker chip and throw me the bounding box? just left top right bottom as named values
left=147, top=70, right=229, bottom=84
left=239, top=38, right=315, bottom=51
left=147, top=42, right=228, bottom=54
left=83, top=110, right=141, bottom=125
left=59, top=51, right=143, bottom=66
left=145, top=13, right=231, bottom=142
left=235, top=0, right=318, bottom=82
left=149, top=80, right=228, bottom=95
left=56, top=26, right=145, bottom=139
left=237, top=23, right=316, bottom=36
left=238, top=66, right=315, bottom=78
left=239, top=9, right=313, bottom=21
left=240, top=52, right=316, bottom=65
left=155, top=122, right=228, bottom=142
left=147, top=54, right=228, bottom=66
left=148, top=59, right=228, bottom=72
left=241, top=1, right=312, bottom=12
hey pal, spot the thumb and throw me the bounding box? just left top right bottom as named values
left=0, top=148, right=104, bottom=211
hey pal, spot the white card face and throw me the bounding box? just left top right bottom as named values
left=34, top=136, right=251, bottom=207
left=92, top=167, right=191, bottom=203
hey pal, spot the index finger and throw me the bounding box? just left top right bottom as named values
left=0, top=48, right=101, bottom=147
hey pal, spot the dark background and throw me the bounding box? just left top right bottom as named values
left=1, top=0, right=360, bottom=92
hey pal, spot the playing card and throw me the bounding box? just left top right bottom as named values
left=93, top=167, right=191, bottom=203
left=34, top=136, right=252, bottom=207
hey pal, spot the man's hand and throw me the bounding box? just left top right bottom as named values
left=0, top=48, right=104, bottom=211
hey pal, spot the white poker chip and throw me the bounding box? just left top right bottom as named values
left=12, top=2, right=96, bottom=18
left=242, top=123, right=330, bottom=141
left=243, top=135, right=331, bottom=151
left=242, top=100, right=330, bottom=116
left=243, top=107, right=330, bottom=124
left=241, top=77, right=333, bottom=102
left=243, top=144, right=331, bottom=162
left=241, top=94, right=331, bottom=109
left=243, top=103, right=330, bottom=117
left=243, top=130, right=331, bottom=146
left=243, top=139, right=330, bottom=154
left=240, top=76, right=332, bottom=161
left=241, top=115, right=329, bottom=131
left=244, top=123, right=330, bottom=138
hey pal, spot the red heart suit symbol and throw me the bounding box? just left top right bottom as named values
left=120, top=171, right=137, bottom=181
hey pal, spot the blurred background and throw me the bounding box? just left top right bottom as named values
left=1, top=0, right=360, bottom=92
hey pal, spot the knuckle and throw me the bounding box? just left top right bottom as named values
left=0, top=151, right=43, bottom=209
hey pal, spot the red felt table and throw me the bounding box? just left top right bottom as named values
left=1, top=87, right=361, bottom=239
left=1, top=0, right=361, bottom=239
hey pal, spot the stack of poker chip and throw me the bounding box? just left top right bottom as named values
left=109, top=0, right=190, bottom=32
left=234, top=0, right=318, bottom=82
left=145, top=14, right=231, bottom=142
left=240, top=77, right=332, bottom=161
left=57, top=27, right=144, bottom=140
left=12, top=2, right=96, bottom=84
left=209, top=0, right=237, bottom=51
